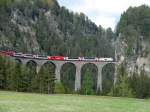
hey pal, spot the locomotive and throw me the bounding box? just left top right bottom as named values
left=48, top=56, right=65, bottom=60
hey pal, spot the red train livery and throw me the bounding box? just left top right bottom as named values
left=48, top=56, right=65, bottom=60
left=0, top=51, right=15, bottom=56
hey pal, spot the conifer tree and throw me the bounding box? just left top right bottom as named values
left=112, top=63, right=133, bottom=97
left=81, top=68, right=94, bottom=95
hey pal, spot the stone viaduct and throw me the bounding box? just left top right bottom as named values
left=13, top=57, right=117, bottom=92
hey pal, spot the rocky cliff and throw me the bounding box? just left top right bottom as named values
left=116, top=5, right=150, bottom=74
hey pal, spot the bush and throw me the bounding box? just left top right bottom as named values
left=80, top=69, right=94, bottom=95
left=129, top=71, right=150, bottom=99
left=111, top=63, right=150, bottom=99
left=110, top=81, right=133, bottom=97
left=110, top=63, right=134, bottom=97
left=54, top=82, right=65, bottom=94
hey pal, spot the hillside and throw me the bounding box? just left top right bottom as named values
left=0, top=0, right=116, bottom=95
left=0, top=0, right=115, bottom=57
left=0, top=1, right=150, bottom=72
left=116, top=5, right=150, bottom=74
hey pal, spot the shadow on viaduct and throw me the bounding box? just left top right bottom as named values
left=14, top=57, right=117, bottom=92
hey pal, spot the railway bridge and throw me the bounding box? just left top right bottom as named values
left=13, top=57, right=117, bottom=92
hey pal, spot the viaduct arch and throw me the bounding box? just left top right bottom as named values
left=60, top=62, right=76, bottom=92
left=81, top=63, right=98, bottom=91
left=102, top=63, right=115, bottom=93
left=14, top=57, right=116, bottom=92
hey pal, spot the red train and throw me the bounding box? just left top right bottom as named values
left=0, top=51, right=15, bottom=57
left=48, top=56, right=65, bottom=60
left=0, top=51, right=113, bottom=62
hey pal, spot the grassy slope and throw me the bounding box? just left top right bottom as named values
left=0, top=91, right=150, bottom=112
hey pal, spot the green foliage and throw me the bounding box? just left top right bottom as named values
left=111, top=63, right=150, bottom=99
left=0, top=0, right=15, bottom=7
left=117, top=5, right=150, bottom=37
left=111, top=64, right=133, bottom=97
left=81, top=69, right=94, bottom=95
left=117, top=5, right=150, bottom=57
left=0, top=56, right=56, bottom=94
left=61, top=63, right=75, bottom=93
left=102, top=64, right=115, bottom=95
left=81, top=64, right=98, bottom=94
left=54, top=82, right=65, bottom=94
left=33, top=64, right=55, bottom=94
left=129, top=71, right=150, bottom=99
left=0, top=0, right=115, bottom=57
left=0, top=0, right=149, bottom=98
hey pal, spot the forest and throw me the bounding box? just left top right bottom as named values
left=0, top=0, right=150, bottom=98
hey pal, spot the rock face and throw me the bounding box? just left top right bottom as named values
left=0, top=5, right=40, bottom=53
left=136, top=57, right=150, bottom=74
left=115, top=5, right=150, bottom=75
left=0, top=0, right=63, bottom=54
left=115, top=35, right=150, bottom=75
